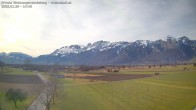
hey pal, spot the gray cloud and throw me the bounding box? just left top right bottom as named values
left=1, top=0, right=196, bottom=56
left=45, top=0, right=195, bottom=41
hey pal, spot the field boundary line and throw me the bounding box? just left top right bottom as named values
left=122, top=69, right=196, bottom=72
left=61, top=78, right=144, bottom=86
left=62, top=81, right=108, bottom=86
left=136, top=80, right=196, bottom=90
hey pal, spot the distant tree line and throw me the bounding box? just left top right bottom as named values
left=0, top=60, right=5, bottom=67
left=0, top=60, right=11, bottom=73
left=6, top=62, right=196, bottom=73
left=7, top=64, right=59, bottom=72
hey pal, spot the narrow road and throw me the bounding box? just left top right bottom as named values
left=27, top=73, right=52, bottom=110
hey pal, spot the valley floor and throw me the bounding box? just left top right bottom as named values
left=50, top=65, right=196, bottom=110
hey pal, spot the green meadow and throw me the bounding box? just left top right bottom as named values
left=0, top=68, right=43, bottom=110
left=51, top=65, right=196, bottom=110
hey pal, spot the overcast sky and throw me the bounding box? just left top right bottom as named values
left=0, top=0, right=196, bottom=56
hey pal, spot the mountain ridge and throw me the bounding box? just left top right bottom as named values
left=1, top=36, right=196, bottom=65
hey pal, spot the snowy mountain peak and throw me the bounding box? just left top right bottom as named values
left=50, top=36, right=195, bottom=58
left=86, top=40, right=110, bottom=51
left=51, top=45, right=85, bottom=56
left=164, top=35, right=177, bottom=42
left=135, top=40, right=150, bottom=46
left=51, top=40, right=131, bottom=56
left=178, top=36, right=190, bottom=45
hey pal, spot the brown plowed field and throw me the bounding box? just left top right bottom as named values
left=82, top=74, right=153, bottom=81
left=0, top=74, right=42, bottom=84
left=64, top=73, right=153, bottom=81
left=64, top=73, right=101, bottom=77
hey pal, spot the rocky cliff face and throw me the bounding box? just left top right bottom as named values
left=1, top=36, right=195, bottom=65
left=36, top=36, right=196, bottom=65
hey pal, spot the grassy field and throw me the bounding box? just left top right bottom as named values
left=3, top=68, right=36, bottom=75
left=0, top=68, right=43, bottom=110
left=0, top=91, right=36, bottom=110
left=51, top=65, right=196, bottom=110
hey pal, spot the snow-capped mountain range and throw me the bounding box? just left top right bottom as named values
left=1, top=36, right=196, bottom=65
left=51, top=41, right=131, bottom=56
left=0, top=52, right=32, bottom=64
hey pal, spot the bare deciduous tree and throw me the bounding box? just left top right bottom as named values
left=38, top=83, right=53, bottom=110
left=5, top=88, right=27, bottom=108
